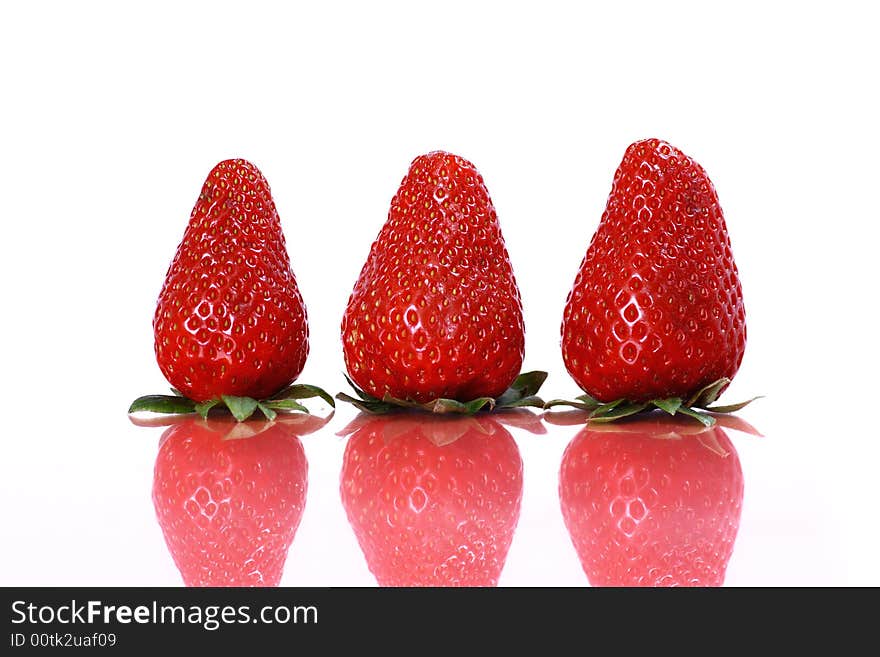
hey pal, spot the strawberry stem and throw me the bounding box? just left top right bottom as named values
left=336, top=371, right=548, bottom=415
left=128, top=382, right=334, bottom=422
left=543, top=378, right=760, bottom=426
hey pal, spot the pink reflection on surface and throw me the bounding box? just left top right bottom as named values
left=557, top=414, right=746, bottom=586
left=143, top=413, right=330, bottom=586
left=339, top=411, right=540, bottom=586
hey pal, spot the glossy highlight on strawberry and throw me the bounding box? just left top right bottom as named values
left=558, top=416, right=744, bottom=586
left=339, top=413, right=524, bottom=586
left=561, top=139, right=746, bottom=403
left=341, top=151, right=525, bottom=404
left=154, top=159, right=309, bottom=402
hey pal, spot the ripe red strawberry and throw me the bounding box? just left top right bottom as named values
left=339, top=414, right=523, bottom=586
left=151, top=414, right=324, bottom=586
left=341, top=151, right=524, bottom=403
left=154, top=159, right=308, bottom=402
left=558, top=416, right=744, bottom=586
left=561, top=139, right=746, bottom=403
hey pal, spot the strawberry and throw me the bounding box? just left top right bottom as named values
left=341, top=151, right=525, bottom=405
left=151, top=414, right=326, bottom=586
left=560, top=139, right=746, bottom=407
left=558, top=415, right=744, bottom=586
left=153, top=159, right=309, bottom=403
left=339, top=413, right=524, bottom=586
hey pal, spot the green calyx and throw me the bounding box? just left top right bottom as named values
left=543, top=377, right=762, bottom=426
left=128, top=383, right=335, bottom=422
left=336, top=371, right=548, bottom=415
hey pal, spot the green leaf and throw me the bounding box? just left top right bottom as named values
left=132, top=381, right=332, bottom=421
left=337, top=370, right=546, bottom=415
left=652, top=397, right=683, bottom=415
left=687, top=378, right=730, bottom=408
left=378, top=393, right=421, bottom=410
left=677, top=406, right=717, bottom=427
left=221, top=395, right=259, bottom=422
left=590, top=398, right=624, bottom=417
left=194, top=399, right=220, bottom=420
left=502, top=395, right=546, bottom=409
left=589, top=402, right=648, bottom=422
left=263, top=399, right=310, bottom=414
left=514, top=370, right=548, bottom=396
left=494, top=387, right=520, bottom=408
left=129, top=395, right=196, bottom=415
left=335, top=392, right=397, bottom=414
left=423, top=398, right=468, bottom=413
left=543, top=398, right=600, bottom=412
left=495, top=372, right=547, bottom=408
left=256, top=402, right=277, bottom=422
left=495, top=371, right=548, bottom=405
left=270, top=383, right=335, bottom=408
left=457, top=397, right=495, bottom=414
left=575, top=393, right=602, bottom=408
left=543, top=391, right=605, bottom=412
left=705, top=396, right=763, bottom=414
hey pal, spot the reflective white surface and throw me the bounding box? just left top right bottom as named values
left=0, top=398, right=864, bottom=586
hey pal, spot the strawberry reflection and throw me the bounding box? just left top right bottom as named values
left=142, top=412, right=330, bottom=586
left=339, top=411, right=538, bottom=586
left=557, top=413, right=746, bottom=587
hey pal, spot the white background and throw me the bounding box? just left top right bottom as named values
left=1, top=1, right=877, bottom=585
